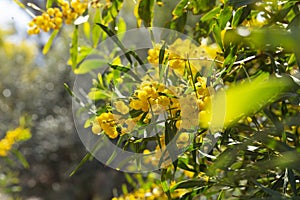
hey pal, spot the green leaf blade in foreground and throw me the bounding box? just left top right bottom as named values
left=202, top=74, right=292, bottom=129
left=42, top=29, right=59, bottom=54
left=74, top=59, right=107, bottom=74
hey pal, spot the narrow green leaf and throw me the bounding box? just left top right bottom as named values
left=138, top=0, right=154, bottom=27
left=219, top=6, right=232, bottom=30
left=129, top=109, right=144, bottom=118
left=96, top=23, right=133, bottom=64
left=42, top=29, right=59, bottom=54
left=169, top=12, right=187, bottom=33
left=110, top=64, right=131, bottom=72
left=92, top=9, right=102, bottom=47
left=170, top=179, right=207, bottom=192
left=201, top=6, right=221, bottom=22
left=74, top=59, right=107, bottom=74
left=70, top=152, right=93, bottom=176
left=88, top=90, right=111, bottom=100
left=64, top=83, right=75, bottom=97
left=117, top=17, right=127, bottom=34
left=46, top=0, right=54, bottom=9
left=159, top=42, right=166, bottom=82
left=232, top=6, right=251, bottom=28
left=172, top=0, right=188, bottom=18
left=288, top=169, right=298, bottom=195
left=12, top=149, right=29, bottom=169
left=70, top=25, right=79, bottom=70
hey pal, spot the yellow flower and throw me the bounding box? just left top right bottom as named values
left=114, top=101, right=129, bottom=114
left=0, top=126, right=31, bottom=157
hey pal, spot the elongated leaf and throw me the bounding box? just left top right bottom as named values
left=201, top=6, right=221, bottom=22
left=42, top=29, right=59, bottom=54
left=12, top=149, right=29, bottom=169
left=74, top=59, right=107, bottom=74
left=138, top=0, right=154, bottom=27
left=96, top=23, right=133, bottom=64
left=172, top=0, right=188, bottom=18
left=109, top=64, right=130, bottom=72
left=88, top=90, right=111, bottom=100
left=232, top=5, right=251, bottom=28
left=170, top=179, right=207, bottom=192
left=46, top=0, right=54, bottom=8
left=203, top=74, right=292, bottom=129
left=70, top=26, right=79, bottom=70
left=228, top=0, right=260, bottom=8
left=70, top=152, right=93, bottom=176
left=92, top=9, right=102, bottom=47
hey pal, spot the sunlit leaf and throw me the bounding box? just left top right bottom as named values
left=70, top=25, right=79, bottom=70
left=46, top=0, right=54, bottom=9
left=74, top=59, right=107, bottom=74
left=172, top=0, right=188, bottom=18
left=88, top=89, right=111, bottom=100
left=201, top=6, right=221, bottom=22
left=42, top=29, right=59, bottom=54
left=204, top=74, right=292, bottom=128
left=92, top=9, right=102, bottom=47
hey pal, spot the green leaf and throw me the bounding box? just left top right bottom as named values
left=138, top=0, right=154, bottom=27
left=88, top=89, right=111, bottom=100
left=201, top=6, right=221, bottom=22
left=92, top=9, right=102, bottom=47
left=102, top=0, right=123, bottom=24
left=206, top=75, right=292, bottom=129
left=12, top=149, right=29, bottom=169
left=117, top=17, right=127, bottom=34
left=83, top=22, right=91, bottom=41
left=109, top=64, right=130, bottom=73
left=46, top=0, right=54, bottom=9
left=212, top=23, right=223, bottom=50
left=170, top=179, right=207, bottom=192
left=232, top=5, right=251, bottom=28
left=129, top=109, right=144, bottom=118
left=74, top=59, right=107, bottom=74
left=70, top=152, right=93, bottom=176
left=228, top=0, right=260, bottom=8
left=218, top=6, right=232, bottom=30
left=42, top=29, right=59, bottom=54
left=70, top=25, right=79, bottom=70
left=172, top=0, right=188, bottom=18
left=168, top=12, right=187, bottom=33
left=96, top=23, right=133, bottom=64
left=188, top=0, right=216, bottom=15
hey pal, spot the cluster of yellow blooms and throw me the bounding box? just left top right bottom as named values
left=147, top=38, right=220, bottom=75
left=90, top=39, right=215, bottom=142
left=0, top=127, right=31, bottom=157
left=28, top=0, right=88, bottom=35
left=112, top=181, right=188, bottom=200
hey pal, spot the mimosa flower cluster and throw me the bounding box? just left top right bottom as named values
left=28, top=0, right=88, bottom=35
left=0, top=127, right=31, bottom=157
left=91, top=39, right=213, bottom=141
